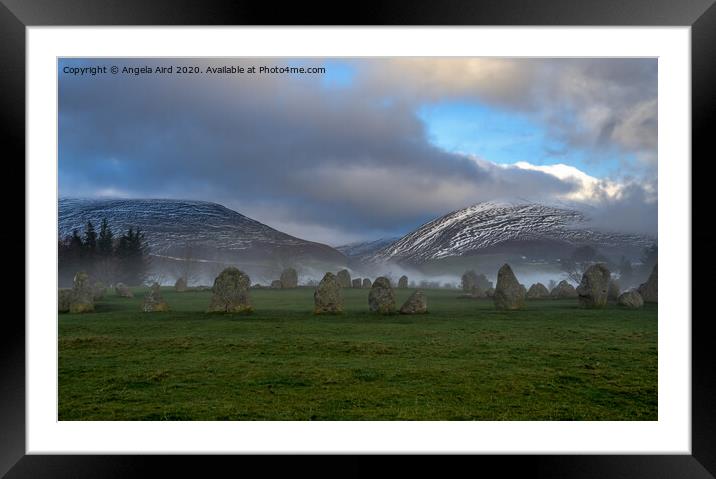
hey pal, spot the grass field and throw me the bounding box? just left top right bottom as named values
left=58, top=286, right=657, bottom=421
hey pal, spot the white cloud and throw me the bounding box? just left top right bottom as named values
left=510, top=161, right=625, bottom=202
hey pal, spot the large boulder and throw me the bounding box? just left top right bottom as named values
left=280, top=268, right=298, bottom=289
left=369, top=276, right=396, bottom=314
left=607, top=280, right=620, bottom=302
left=207, top=267, right=253, bottom=313
left=362, top=278, right=372, bottom=289
left=174, top=277, right=188, bottom=292
left=526, top=283, right=550, bottom=300
left=550, top=280, right=577, bottom=299
left=69, top=271, right=94, bottom=313
left=58, top=289, right=72, bottom=313
left=270, top=279, right=282, bottom=289
left=142, top=282, right=170, bottom=312
left=618, top=290, right=644, bottom=309
left=638, top=264, right=658, bottom=303
left=398, top=275, right=408, bottom=288
left=336, top=269, right=352, bottom=288
left=400, top=291, right=428, bottom=314
left=314, top=272, right=343, bottom=314
left=115, top=282, right=134, bottom=298
left=493, top=264, right=525, bottom=310
left=352, top=278, right=362, bottom=288
left=576, top=263, right=611, bottom=309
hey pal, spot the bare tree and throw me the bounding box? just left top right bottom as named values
left=560, top=245, right=605, bottom=283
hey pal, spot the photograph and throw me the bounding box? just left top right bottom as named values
left=56, top=56, right=659, bottom=421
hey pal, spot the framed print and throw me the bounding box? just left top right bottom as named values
left=4, top=0, right=712, bottom=476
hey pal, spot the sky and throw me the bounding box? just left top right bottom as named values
left=58, top=58, right=658, bottom=246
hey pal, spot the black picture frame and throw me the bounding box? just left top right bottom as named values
left=4, top=0, right=710, bottom=476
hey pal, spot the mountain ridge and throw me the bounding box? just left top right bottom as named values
left=366, top=201, right=655, bottom=264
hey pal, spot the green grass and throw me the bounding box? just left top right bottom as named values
left=58, top=286, right=657, bottom=421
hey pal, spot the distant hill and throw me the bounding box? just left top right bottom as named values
left=59, top=198, right=347, bottom=283
left=366, top=201, right=655, bottom=265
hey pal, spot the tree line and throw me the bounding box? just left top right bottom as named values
left=58, top=218, right=151, bottom=287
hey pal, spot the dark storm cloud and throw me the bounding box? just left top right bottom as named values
left=59, top=58, right=657, bottom=244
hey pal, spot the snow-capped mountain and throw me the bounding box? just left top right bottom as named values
left=59, top=198, right=347, bottom=270
left=335, top=237, right=400, bottom=259
left=367, top=201, right=654, bottom=264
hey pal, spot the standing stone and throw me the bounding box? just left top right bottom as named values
left=314, top=272, right=343, bottom=314
left=618, top=290, right=644, bottom=309
left=58, top=289, right=72, bottom=313
left=69, top=271, right=94, bottom=313
left=461, top=271, right=478, bottom=293
left=493, top=264, right=525, bottom=310
left=526, top=283, right=550, bottom=300
left=175, top=277, right=188, bottom=292
left=550, top=280, right=578, bottom=299
left=280, top=268, right=298, bottom=289
left=336, top=269, right=352, bottom=288
left=369, top=276, right=396, bottom=314
left=399, top=291, right=428, bottom=314
left=352, top=278, right=362, bottom=288
left=638, top=264, right=658, bottom=303
left=607, top=280, right=620, bottom=302
left=207, top=267, right=253, bottom=313
left=270, top=280, right=282, bottom=289
left=362, top=278, right=372, bottom=289
left=115, top=282, right=134, bottom=298
left=143, top=282, right=170, bottom=312
left=576, top=263, right=611, bottom=309
left=91, top=280, right=106, bottom=301
left=398, top=275, right=408, bottom=288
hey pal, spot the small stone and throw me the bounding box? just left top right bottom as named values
left=618, top=290, right=644, bottom=309
left=399, top=291, right=428, bottom=314
left=550, top=280, right=578, bottom=299
left=526, top=283, right=550, bottom=300
left=143, top=282, right=170, bottom=312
